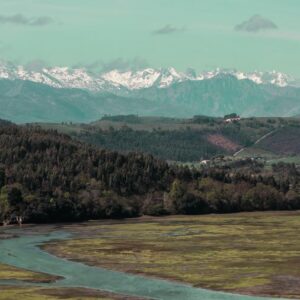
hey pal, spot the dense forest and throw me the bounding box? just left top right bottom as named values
left=0, top=122, right=300, bottom=225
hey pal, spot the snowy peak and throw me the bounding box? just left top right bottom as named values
left=102, top=68, right=161, bottom=89
left=219, top=69, right=293, bottom=87
left=0, top=62, right=101, bottom=89
left=0, top=62, right=296, bottom=91
left=194, top=68, right=294, bottom=88
left=102, top=67, right=196, bottom=89
left=101, top=68, right=295, bottom=89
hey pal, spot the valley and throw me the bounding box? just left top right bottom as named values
left=1, top=1, right=300, bottom=300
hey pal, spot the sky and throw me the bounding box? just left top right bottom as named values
left=0, top=0, right=300, bottom=77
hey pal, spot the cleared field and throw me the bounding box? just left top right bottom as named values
left=44, top=212, right=300, bottom=299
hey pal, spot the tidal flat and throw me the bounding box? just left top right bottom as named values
left=43, top=212, right=300, bottom=299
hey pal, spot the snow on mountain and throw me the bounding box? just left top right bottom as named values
left=0, top=62, right=295, bottom=91
left=194, top=68, right=294, bottom=88
left=102, top=68, right=161, bottom=89
left=101, top=67, right=197, bottom=89
left=0, top=62, right=106, bottom=90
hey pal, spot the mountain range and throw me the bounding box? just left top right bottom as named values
left=0, top=62, right=300, bottom=123
left=0, top=62, right=297, bottom=91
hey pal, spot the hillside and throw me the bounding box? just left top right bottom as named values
left=38, top=116, right=300, bottom=162
left=257, top=126, right=300, bottom=155
left=2, top=75, right=300, bottom=123
left=0, top=79, right=155, bottom=123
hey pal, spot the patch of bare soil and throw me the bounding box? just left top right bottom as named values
left=207, top=134, right=241, bottom=152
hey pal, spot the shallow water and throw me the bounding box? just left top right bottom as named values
left=0, top=229, right=287, bottom=300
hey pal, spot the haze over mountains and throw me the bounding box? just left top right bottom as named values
left=1, top=62, right=300, bottom=123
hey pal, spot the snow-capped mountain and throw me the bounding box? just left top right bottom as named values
left=1, top=62, right=300, bottom=124
left=102, top=67, right=195, bottom=89
left=0, top=62, right=296, bottom=91
left=0, top=62, right=107, bottom=90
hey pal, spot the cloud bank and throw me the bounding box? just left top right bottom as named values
left=0, top=14, right=54, bottom=26
left=235, top=15, right=278, bottom=33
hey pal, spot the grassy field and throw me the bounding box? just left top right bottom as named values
left=44, top=212, right=300, bottom=299
left=266, top=156, right=300, bottom=166
left=0, top=286, right=140, bottom=300
left=0, top=263, right=58, bottom=283
left=0, top=254, right=142, bottom=299
left=0, top=264, right=115, bottom=299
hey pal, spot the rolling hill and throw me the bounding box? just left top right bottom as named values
left=37, top=116, right=300, bottom=162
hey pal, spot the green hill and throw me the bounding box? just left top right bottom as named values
left=37, top=116, right=300, bottom=162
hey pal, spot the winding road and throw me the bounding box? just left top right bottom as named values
left=233, top=128, right=279, bottom=157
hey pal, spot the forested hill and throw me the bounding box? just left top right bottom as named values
left=1, top=123, right=300, bottom=225
left=0, top=124, right=176, bottom=222
left=39, top=115, right=300, bottom=162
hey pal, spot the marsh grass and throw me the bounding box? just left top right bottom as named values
left=0, top=287, right=124, bottom=300
left=44, top=212, right=300, bottom=298
left=0, top=263, right=57, bottom=283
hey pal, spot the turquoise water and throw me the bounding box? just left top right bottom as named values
left=0, top=230, right=287, bottom=300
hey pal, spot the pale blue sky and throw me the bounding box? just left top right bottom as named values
left=0, top=0, right=299, bottom=77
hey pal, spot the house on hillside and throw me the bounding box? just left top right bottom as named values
left=224, top=116, right=241, bottom=123
left=224, top=113, right=241, bottom=123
